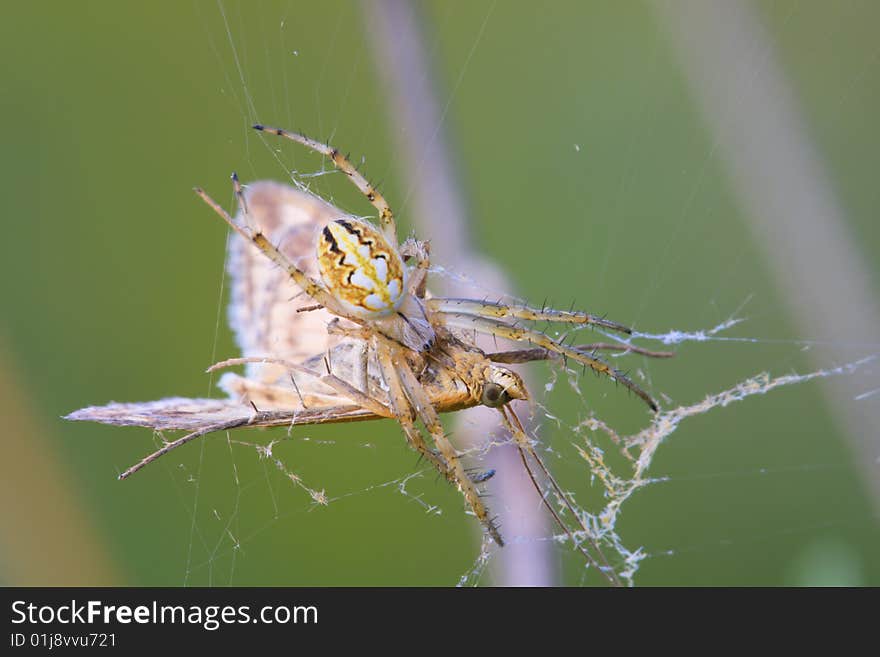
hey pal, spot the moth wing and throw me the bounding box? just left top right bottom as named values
left=67, top=183, right=383, bottom=435
left=65, top=391, right=380, bottom=433
left=65, top=397, right=254, bottom=431
left=228, top=181, right=358, bottom=384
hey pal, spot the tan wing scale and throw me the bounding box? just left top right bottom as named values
left=227, top=181, right=360, bottom=385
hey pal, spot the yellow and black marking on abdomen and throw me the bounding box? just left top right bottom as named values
left=317, top=218, right=405, bottom=317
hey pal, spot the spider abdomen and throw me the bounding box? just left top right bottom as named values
left=317, top=218, right=405, bottom=318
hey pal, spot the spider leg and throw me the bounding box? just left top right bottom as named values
left=400, top=237, right=431, bottom=298
left=486, top=343, right=675, bottom=364
left=194, top=181, right=345, bottom=316
left=426, top=298, right=632, bottom=335
left=499, top=406, right=622, bottom=586
left=375, top=340, right=449, bottom=477
left=393, top=343, right=504, bottom=546
left=253, top=124, right=398, bottom=244
left=439, top=312, right=659, bottom=412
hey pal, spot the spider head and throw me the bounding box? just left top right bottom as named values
left=317, top=218, right=406, bottom=319
left=480, top=366, right=529, bottom=408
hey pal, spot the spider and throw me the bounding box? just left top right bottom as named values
left=68, top=125, right=670, bottom=583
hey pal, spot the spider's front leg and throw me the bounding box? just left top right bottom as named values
left=194, top=178, right=347, bottom=316
left=252, top=124, right=398, bottom=244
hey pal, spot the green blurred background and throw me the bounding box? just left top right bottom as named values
left=1, top=1, right=878, bottom=586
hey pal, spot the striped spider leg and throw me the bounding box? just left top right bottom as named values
left=252, top=124, right=397, bottom=243
left=427, top=298, right=661, bottom=412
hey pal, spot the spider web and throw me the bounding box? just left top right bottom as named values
left=164, top=0, right=880, bottom=586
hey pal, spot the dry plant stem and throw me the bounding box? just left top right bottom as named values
left=119, top=418, right=251, bottom=480
left=114, top=406, right=386, bottom=480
